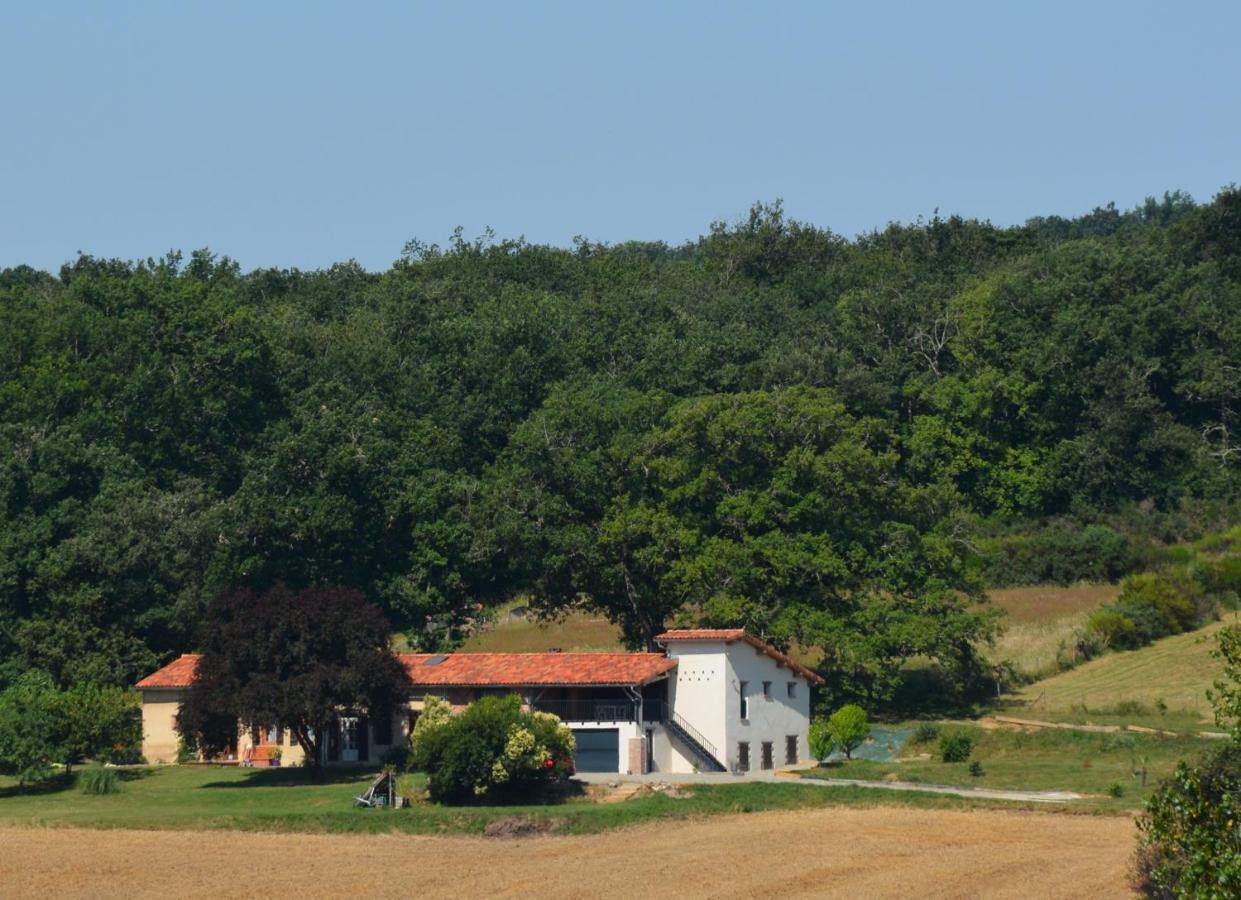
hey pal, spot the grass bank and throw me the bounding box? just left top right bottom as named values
left=0, top=764, right=1089, bottom=836
left=805, top=723, right=1216, bottom=810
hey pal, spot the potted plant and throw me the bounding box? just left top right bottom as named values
left=270, top=746, right=283, bottom=767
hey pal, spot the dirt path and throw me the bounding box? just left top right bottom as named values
left=577, top=771, right=1083, bottom=802
left=0, top=808, right=1135, bottom=899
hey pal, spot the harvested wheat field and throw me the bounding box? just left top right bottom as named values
left=0, top=807, right=1135, bottom=899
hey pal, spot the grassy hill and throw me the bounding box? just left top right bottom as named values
left=459, top=604, right=624, bottom=653
left=1008, top=618, right=1235, bottom=726
left=984, top=584, right=1119, bottom=681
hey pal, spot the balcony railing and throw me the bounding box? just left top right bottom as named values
left=531, top=699, right=668, bottom=723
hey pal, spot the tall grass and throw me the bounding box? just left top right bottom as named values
left=78, top=765, right=121, bottom=795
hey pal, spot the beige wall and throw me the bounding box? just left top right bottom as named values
left=141, top=687, right=409, bottom=767
left=140, top=689, right=184, bottom=764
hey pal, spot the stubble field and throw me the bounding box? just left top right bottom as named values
left=0, top=806, right=1135, bottom=899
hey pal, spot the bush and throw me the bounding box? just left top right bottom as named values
left=380, top=743, right=413, bottom=771
left=1134, top=742, right=1241, bottom=897
left=827, top=705, right=869, bottom=760
left=410, top=695, right=575, bottom=804
left=912, top=722, right=941, bottom=744
left=939, top=731, right=974, bottom=763
left=808, top=718, right=834, bottom=762
left=980, top=521, right=1138, bottom=587
left=78, top=765, right=120, bottom=795
left=968, top=761, right=984, bottom=778
left=1085, top=608, right=1138, bottom=650
left=1108, top=782, right=1124, bottom=798
left=394, top=773, right=424, bottom=806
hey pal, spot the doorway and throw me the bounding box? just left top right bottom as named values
left=340, top=716, right=360, bottom=762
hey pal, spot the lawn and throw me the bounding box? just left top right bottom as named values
left=0, top=764, right=1043, bottom=836
left=805, top=723, right=1218, bottom=810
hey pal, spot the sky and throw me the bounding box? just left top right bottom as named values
left=3, top=1, right=1239, bottom=273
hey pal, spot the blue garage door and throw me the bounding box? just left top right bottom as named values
left=572, top=728, right=619, bottom=773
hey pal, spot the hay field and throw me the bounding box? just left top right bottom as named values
left=0, top=807, right=1135, bottom=899
left=1012, top=618, right=1234, bottom=719
left=986, top=584, right=1119, bottom=680
left=459, top=607, right=624, bottom=652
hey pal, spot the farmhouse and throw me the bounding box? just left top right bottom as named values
left=136, top=628, right=822, bottom=775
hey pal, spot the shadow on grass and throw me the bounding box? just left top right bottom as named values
left=200, top=765, right=375, bottom=789
left=0, top=765, right=156, bottom=798
left=415, top=779, right=589, bottom=808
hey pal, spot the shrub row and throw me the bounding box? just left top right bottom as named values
left=1081, top=556, right=1241, bottom=655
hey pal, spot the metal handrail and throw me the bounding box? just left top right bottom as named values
left=669, top=711, right=719, bottom=764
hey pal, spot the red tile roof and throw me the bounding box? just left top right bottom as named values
left=135, top=654, right=202, bottom=689
left=400, top=652, right=676, bottom=687
left=655, top=629, right=825, bottom=684
left=136, top=651, right=677, bottom=690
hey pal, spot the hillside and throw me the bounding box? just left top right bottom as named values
left=1011, top=618, right=1233, bottom=723
left=3, top=189, right=1240, bottom=701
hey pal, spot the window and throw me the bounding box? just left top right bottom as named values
left=787, top=682, right=796, bottom=699
left=737, top=742, right=750, bottom=772
left=762, top=681, right=772, bottom=700
left=275, top=725, right=285, bottom=745
left=761, top=741, right=774, bottom=770
left=289, top=729, right=299, bottom=747
left=786, top=735, right=798, bottom=765
left=739, top=682, right=749, bottom=720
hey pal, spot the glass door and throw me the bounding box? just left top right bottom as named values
left=340, top=716, right=360, bottom=762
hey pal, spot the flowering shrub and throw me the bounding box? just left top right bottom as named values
left=410, top=694, right=575, bottom=804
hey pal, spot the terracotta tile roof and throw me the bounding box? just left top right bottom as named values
left=400, top=652, right=677, bottom=687
left=136, top=651, right=677, bottom=690
left=655, top=629, right=825, bottom=684
left=135, top=654, right=202, bottom=689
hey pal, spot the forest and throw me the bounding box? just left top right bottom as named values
left=2, top=188, right=1239, bottom=710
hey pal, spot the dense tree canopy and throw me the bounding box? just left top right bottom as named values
left=1, top=190, right=1239, bottom=704
left=175, top=585, right=409, bottom=767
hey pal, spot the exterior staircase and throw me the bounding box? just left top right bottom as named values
left=664, top=712, right=727, bottom=772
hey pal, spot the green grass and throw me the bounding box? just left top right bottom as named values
left=803, top=724, right=1217, bottom=811
left=0, top=763, right=1094, bottom=835
left=1009, top=618, right=1233, bottom=723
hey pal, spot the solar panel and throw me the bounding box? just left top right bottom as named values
left=424, top=654, right=448, bottom=666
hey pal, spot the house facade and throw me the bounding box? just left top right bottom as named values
left=135, top=629, right=823, bottom=775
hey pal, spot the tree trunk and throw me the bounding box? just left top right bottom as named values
left=293, top=723, right=320, bottom=770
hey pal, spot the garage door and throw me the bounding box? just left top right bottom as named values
left=572, top=728, right=619, bottom=773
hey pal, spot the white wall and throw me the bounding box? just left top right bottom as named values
left=724, top=643, right=812, bottom=772
left=664, top=643, right=729, bottom=772
left=664, top=639, right=812, bottom=774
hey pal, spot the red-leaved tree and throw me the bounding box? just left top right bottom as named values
left=176, top=585, right=409, bottom=768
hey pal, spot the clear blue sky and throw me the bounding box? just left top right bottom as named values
left=3, top=1, right=1239, bottom=272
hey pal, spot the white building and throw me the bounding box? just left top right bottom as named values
left=135, top=628, right=823, bottom=775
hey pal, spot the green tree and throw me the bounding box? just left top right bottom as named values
left=0, top=672, right=140, bottom=784
left=808, top=718, right=834, bottom=762
left=1136, top=625, right=1241, bottom=896
left=827, top=705, right=869, bottom=760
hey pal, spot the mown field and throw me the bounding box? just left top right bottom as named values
left=1009, top=618, right=1233, bottom=724
left=0, top=808, right=1136, bottom=900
